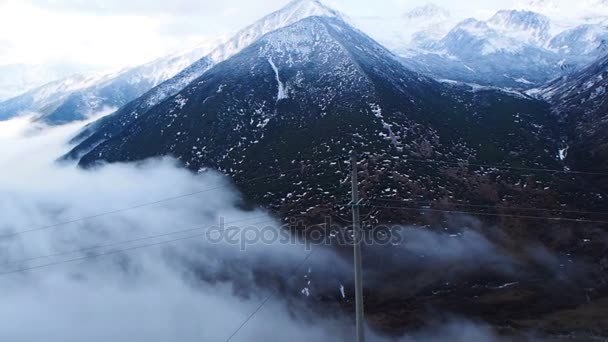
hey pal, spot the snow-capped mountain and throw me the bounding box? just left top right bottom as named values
left=34, top=47, right=215, bottom=125
left=66, top=3, right=566, bottom=226
left=398, top=8, right=608, bottom=88
left=548, top=24, right=608, bottom=58
left=403, top=3, right=450, bottom=21
left=368, top=0, right=600, bottom=89
left=67, top=0, right=343, bottom=155
left=400, top=13, right=563, bottom=88
left=0, top=43, right=218, bottom=124
left=442, top=18, right=528, bottom=56
left=0, top=72, right=113, bottom=121
left=487, top=10, right=552, bottom=45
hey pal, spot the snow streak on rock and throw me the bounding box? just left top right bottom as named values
left=268, top=58, right=289, bottom=101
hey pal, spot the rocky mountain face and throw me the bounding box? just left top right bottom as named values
left=543, top=53, right=608, bottom=185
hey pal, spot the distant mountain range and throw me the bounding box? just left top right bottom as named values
left=0, top=44, right=218, bottom=124
left=399, top=8, right=608, bottom=88
left=1, top=1, right=606, bottom=124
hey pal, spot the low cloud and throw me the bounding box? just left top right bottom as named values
left=0, top=116, right=596, bottom=341
left=0, top=117, right=355, bottom=341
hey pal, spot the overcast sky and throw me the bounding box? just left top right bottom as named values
left=0, top=0, right=592, bottom=69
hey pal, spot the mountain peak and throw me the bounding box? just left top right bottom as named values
left=275, top=0, right=342, bottom=22
left=403, top=4, right=450, bottom=21
left=489, top=9, right=550, bottom=27
left=487, top=9, right=551, bottom=44
left=206, top=0, right=343, bottom=63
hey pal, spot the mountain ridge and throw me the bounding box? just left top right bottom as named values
left=64, top=0, right=346, bottom=158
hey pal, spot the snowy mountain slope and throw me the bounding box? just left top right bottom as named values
left=441, top=18, right=527, bottom=56
left=66, top=0, right=344, bottom=157
left=0, top=72, right=114, bottom=121
left=487, top=10, right=552, bottom=45
left=548, top=24, right=608, bottom=58
left=0, top=42, right=221, bottom=125
left=395, top=6, right=607, bottom=88
left=34, top=48, right=215, bottom=125
left=0, top=34, right=229, bottom=125
left=68, top=13, right=565, bottom=222
left=400, top=13, right=564, bottom=88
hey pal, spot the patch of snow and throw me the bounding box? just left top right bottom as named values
left=492, top=282, right=519, bottom=290
left=558, top=145, right=569, bottom=160
left=268, top=58, right=288, bottom=101
left=515, top=77, right=534, bottom=85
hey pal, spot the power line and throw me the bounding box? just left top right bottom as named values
left=371, top=198, right=608, bottom=216
left=369, top=204, right=608, bottom=225
left=4, top=154, right=603, bottom=240
left=0, top=232, right=207, bottom=277
left=0, top=215, right=272, bottom=268
left=0, top=216, right=280, bottom=277
left=403, top=157, right=608, bottom=176
left=224, top=248, right=316, bottom=342
left=0, top=158, right=343, bottom=239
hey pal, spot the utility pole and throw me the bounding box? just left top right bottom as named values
left=350, top=151, right=365, bottom=342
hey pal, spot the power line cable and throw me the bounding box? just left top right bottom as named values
left=0, top=158, right=344, bottom=239
left=0, top=215, right=273, bottom=268
left=369, top=204, right=608, bottom=225
left=0, top=217, right=282, bottom=277
left=403, top=158, right=608, bottom=176
left=371, top=198, right=608, bottom=216
left=0, top=214, right=318, bottom=342
left=224, top=248, right=316, bottom=342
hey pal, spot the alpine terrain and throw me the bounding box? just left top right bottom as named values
left=66, top=0, right=343, bottom=152
left=0, top=43, right=219, bottom=124
left=542, top=53, right=608, bottom=185
left=399, top=8, right=608, bottom=88
left=62, top=1, right=608, bottom=336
